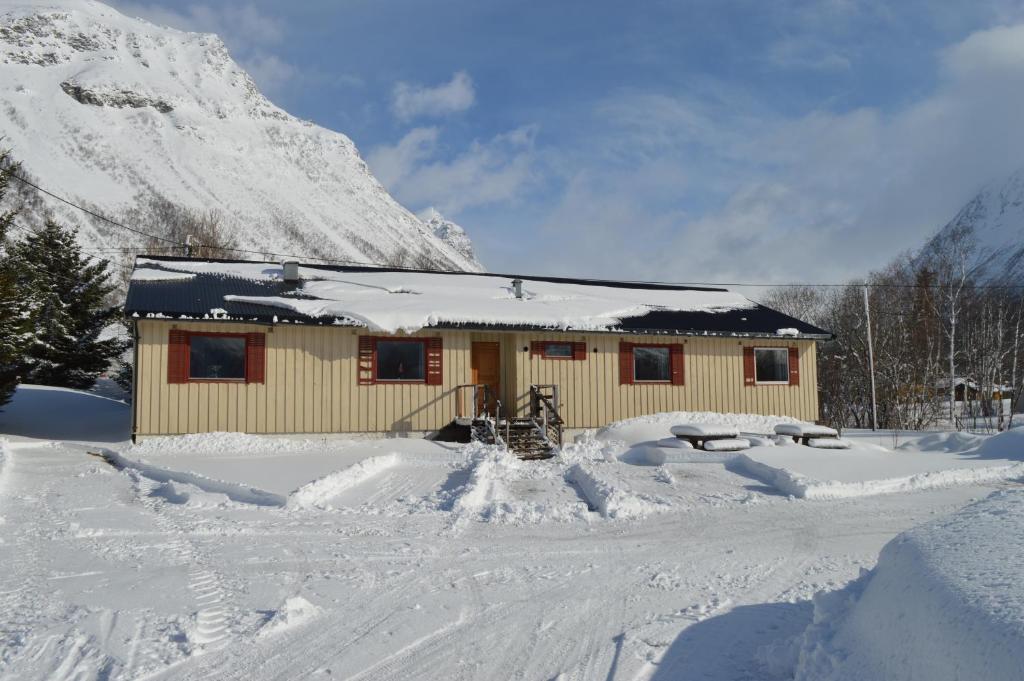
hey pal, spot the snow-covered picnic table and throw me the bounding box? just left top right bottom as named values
left=670, top=424, right=750, bottom=451
left=774, top=423, right=850, bottom=448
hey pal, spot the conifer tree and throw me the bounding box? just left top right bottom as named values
left=0, top=152, right=31, bottom=408
left=10, top=221, right=125, bottom=389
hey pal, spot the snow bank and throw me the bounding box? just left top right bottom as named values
left=132, top=431, right=355, bottom=456
left=974, top=427, right=1024, bottom=459
left=596, top=411, right=804, bottom=446
left=103, top=449, right=286, bottom=507
left=287, top=454, right=400, bottom=509
left=898, top=430, right=986, bottom=453
left=441, top=446, right=589, bottom=524
left=566, top=461, right=672, bottom=519
left=0, top=385, right=129, bottom=442
left=148, top=259, right=755, bottom=334
left=777, top=491, right=1024, bottom=680
left=450, top=448, right=518, bottom=516
left=732, top=448, right=1024, bottom=500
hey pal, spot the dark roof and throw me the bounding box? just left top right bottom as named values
left=124, top=256, right=832, bottom=340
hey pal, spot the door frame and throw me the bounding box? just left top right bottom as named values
left=470, top=341, right=501, bottom=413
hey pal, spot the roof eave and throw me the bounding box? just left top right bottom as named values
left=124, top=309, right=832, bottom=340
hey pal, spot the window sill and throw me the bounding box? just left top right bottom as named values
left=374, top=379, right=428, bottom=385
left=754, top=380, right=790, bottom=385
left=185, top=378, right=247, bottom=384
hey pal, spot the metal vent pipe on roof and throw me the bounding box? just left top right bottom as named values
left=512, top=278, right=524, bottom=299
left=282, top=260, right=300, bottom=284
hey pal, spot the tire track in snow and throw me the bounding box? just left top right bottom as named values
left=130, top=473, right=234, bottom=654
left=0, top=443, right=59, bottom=668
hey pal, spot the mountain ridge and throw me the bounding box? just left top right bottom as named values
left=923, top=169, right=1024, bottom=283
left=0, top=0, right=484, bottom=271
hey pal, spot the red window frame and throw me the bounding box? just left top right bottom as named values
left=358, top=336, right=443, bottom=386
left=630, top=343, right=673, bottom=383
left=619, top=341, right=685, bottom=385
left=168, top=330, right=266, bottom=384
left=374, top=337, right=430, bottom=384
left=530, top=340, right=587, bottom=360
left=743, top=346, right=799, bottom=387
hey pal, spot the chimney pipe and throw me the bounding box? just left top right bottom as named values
left=282, top=260, right=300, bottom=284
left=512, top=278, right=523, bottom=299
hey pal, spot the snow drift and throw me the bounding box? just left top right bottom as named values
left=775, top=490, right=1024, bottom=681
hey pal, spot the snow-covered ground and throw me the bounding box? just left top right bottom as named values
left=770, top=489, right=1024, bottom=680
left=1, top=386, right=1022, bottom=680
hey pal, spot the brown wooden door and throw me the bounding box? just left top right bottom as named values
left=471, top=342, right=501, bottom=414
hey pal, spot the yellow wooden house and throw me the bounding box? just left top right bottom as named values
left=125, top=257, right=830, bottom=455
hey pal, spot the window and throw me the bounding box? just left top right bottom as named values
left=542, top=343, right=572, bottom=358
left=634, top=346, right=670, bottom=382
left=189, top=335, right=246, bottom=379
left=619, top=342, right=684, bottom=385
left=376, top=340, right=426, bottom=382
left=530, top=340, right=586, bottom=360
left=358, top=336, right=442, bottom=386
left=167, top=330, right=265, bottom=384
left=754, top=348, right=789, bottom=383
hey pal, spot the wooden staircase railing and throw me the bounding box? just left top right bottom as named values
left=455, top=383, right=562, bottom=459
left=529, top=384, right=563, bottom=449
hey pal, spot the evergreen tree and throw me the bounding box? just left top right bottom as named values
left=10, top=221, right=125, bottom=389
left=0, top=152, right=32, bottom=408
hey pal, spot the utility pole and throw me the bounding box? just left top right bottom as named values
left=864, top=285, right=879, bottom=431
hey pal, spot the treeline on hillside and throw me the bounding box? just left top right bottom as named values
left=763, top=227, right=1024, bottom=432
left=0, top=151, right=126, bottom=408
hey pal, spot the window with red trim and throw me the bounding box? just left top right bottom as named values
left=619, top=342, right=684, bottom=385
left=530, top=340, right=586, bottom=360
left=376, top=339, right=426, bottom=382
left=167, top=331, right=265, bottom=384
left=358, top=336, right=443, bottom=385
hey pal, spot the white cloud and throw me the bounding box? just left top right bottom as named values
left=365, top=127, right=440, bottom=188
left=943, top=23, right=1024, bottom=80
left=524, top=21, right=1024, bottom=285
left=111, top=2, right=284, bottom=44
left=109, top=2, right=295, bottom=96
left=367, top=125, right=537, bottom=214
left=391, top=71, right=476, bottom=121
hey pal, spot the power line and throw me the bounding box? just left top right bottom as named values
left=6, top=171, right=392, bottom=267
left=9, top=170, right=1024, bottom=292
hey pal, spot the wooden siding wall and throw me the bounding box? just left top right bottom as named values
left=135, top=321, right=819, bottom=435
left=135, top=321, right=514, bottom=436
left=509, top=332, right=819, bottom=427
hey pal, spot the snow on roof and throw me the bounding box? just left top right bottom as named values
left=130, top=267, right=197, bottom=282
left=136, top=258, right=756, bottom=334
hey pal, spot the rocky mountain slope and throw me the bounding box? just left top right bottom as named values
left=924, top=169, right=1024, bottom=283
left=0, top=0, right=483, bottom=271
left=419, top=208, right=478, bottom=267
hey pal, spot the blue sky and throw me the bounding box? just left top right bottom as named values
left=112, top=0, right=1024, bottom=283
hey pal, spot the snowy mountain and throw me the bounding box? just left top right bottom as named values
left=0, top=0, right=483, bottom=271
left=924, top=170, right=1024, bottom=283
left=419, top=208, right=478, bottom=266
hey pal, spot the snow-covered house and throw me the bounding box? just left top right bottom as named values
left=124, top=257, right=830, bottom=449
